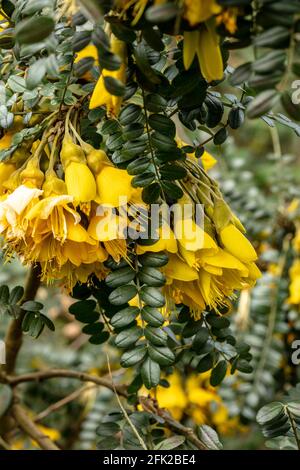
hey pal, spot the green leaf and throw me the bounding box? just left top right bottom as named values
left=145, top=326, right=168, bottom=346
left=198, top=425, right=223, bottom=450
left=138, top=267, right=166, bottom=287
left=0, top=285, right=9, bottom=305
left=134, top=43, right=161, bottom=85
left=115, top=326, right=142, bottom=348
left=97, top=437, right=119, bottom=450
left=69, top=299, right=96, bottom=314
left=155, top=435, right=186, bottom=450
left=88, top=331, right=110, bottom=344
left=148, top=345, right=175, bottom=366
left=23, top=0, right=54, bottom=15
left=108, top=285, right=138, bottom=306
left=131, top=172, right=155, bottom=188
left=9, top=286, right=24, bottom=305
left=16, top=16, right=55, bottom=45
left=141, top=356, right=161, bottom=389
left=26, top=59, right=47, bottom=90
left=120, top=345, right=147, bottom=367
left=22, top=300, right=43, bottom=312
left=213, top=127, right=228, bottom=145
left=103, top=76, right=125, bottom=97
left=82, top=322, right=104, bottom=335
left=73, top=30, right=92, bottom=52
left=142, top=182, right=161, bottom=203
left=144, top=93, right=167, bottom=112
left=148, top=114, right=176, bottom=137
left=141, top=306, right=164, bottom=327
left=151, top=132, right=176, bottom=152
left=106, top=267, right=136, bottom=289
left=210, top=360, right=227, bottom=386
left=96, top=421, right=120, bottom=437
left=139, top=286, right=165, bottom=308
left=160, top=164, right=186, bottom=180
left=256, top=402, right=285, bottom=426
left=139, top=252, right=168, bottom=268
left=119, top=104, right=142, bottom=126
left=7, top=76, right=27, bottom=93
left=192, top=328, right=210, bottom=352
left=206, top=314, right=230, bottom=329
left=77, top=0, right=105, bottom=23
left=196, top=353, right=214, bottom=373
left=246, top=90, right=279, bottom=119
left=110, top=306, right=139, bottom=328
left=69, top=300, right=99, bottom=323
left=40, top=314, right=55, bottom=332
left=127, top=157, right=151, bottom=176
left=145, top=2, right=179, bottom=23
left=161, top=181, right=183, bottom=200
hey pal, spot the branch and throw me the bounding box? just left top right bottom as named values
left=34, top=384, right=96, bottom=423
left=4, top=264, right=42, bottom=374
left=139, top=396, right=209, bottom=451
left=11, top=401, right=59, bottom=450
left=7, top=368, right=128, bottom=397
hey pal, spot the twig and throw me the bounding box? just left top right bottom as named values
left=34, top=384, right=96, bottom=423
left=7, top=368, right=128, bottom=397
left=139, top=396, right=209, bottom=450
left=11, top=401, right=59, bottom=450
left=4, top=264, right=41, bottom=374
left=0, top=435, right=11, bottom=450
left=106, top=354, right=148, bottom=450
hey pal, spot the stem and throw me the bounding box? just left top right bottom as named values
left=6, top=368, right=128, bottom=397
left=286, top=407, right=300, bottom=450
left=141, top=86, right=166, bottom=201
left=11, top=400, right=59, bottom=450
left=4, top=264, right=41, bottom=375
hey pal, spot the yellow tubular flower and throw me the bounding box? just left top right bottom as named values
left=184, top=0, right=221, bottom=26
left=288, top=259, right=300, bottom=305
left=183, top=31, right=199, bottom=70
left=201, top=150, right=217, bottom=171
left=95, top=166, right=133, bottom=207
left=89, top=36, right=127, bottom=116
left=65, top=161, right=97, bottom=203
left=220, top=223, right=258, bottom=263
left=197, top=23, right=223, bottom=82
left=74, top=44, right=98, bottom=80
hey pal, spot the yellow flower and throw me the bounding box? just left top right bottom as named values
left=95, top=166, right=133, bottom=207
left=0, top=185, right=43, bottom=238
left=0, top=162, right=16, bottom=193
left=65, top=161, right=97, bottom=203
left=220, top=223, right=258, bottom=263
left=197, top=23, right=223, bottom=82
left=201, top=150, right=217, bottom=171
left=183, top=24, right=223, bottom=82
left=184, top=0, right=221, bottom=26
left=89, top=36, right=127, bottom=116
left=74, top=44, right=98, bottom=80
left=288, top=259, right=300, bottom=305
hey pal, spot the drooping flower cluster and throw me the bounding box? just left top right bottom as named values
left=137, top=157, right=261, bottom=318
left=0, top=113, right=141, bottom=290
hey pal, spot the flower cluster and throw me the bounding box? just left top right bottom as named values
left=0, top=112, right=141, bottom=290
